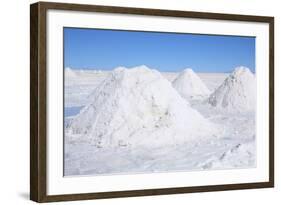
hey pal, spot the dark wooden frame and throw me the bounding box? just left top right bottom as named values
left=30, top=1, right=274, bottom=203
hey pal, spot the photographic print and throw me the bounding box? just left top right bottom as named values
left=30, top=2, right=274, bottom=202
left=63, top=28, right=256, bottom=176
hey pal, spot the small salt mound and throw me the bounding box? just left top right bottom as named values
left=68, top=65, right=218, bottom=148
left=65, top=67, right=77, bottom=78
left=208, top=66, right=256, bottom=112
left=172, top=68, right=210, bottom=99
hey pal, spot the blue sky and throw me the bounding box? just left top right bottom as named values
left=64, top=27, right=255, bottom=73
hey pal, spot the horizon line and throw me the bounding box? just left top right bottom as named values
left=65, top=65, right=255, bottom=73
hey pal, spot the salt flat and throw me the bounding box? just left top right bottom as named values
left=64, top=67, right=256, bottom=176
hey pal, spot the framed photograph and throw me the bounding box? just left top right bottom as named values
left=30, top=1, right=274, bottom=202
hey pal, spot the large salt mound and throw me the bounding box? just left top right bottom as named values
left=67, top=65, right=217, bottom=148
left=208, top=66, right=256, bottom=112
left=172, top=68, right=210, bottom=99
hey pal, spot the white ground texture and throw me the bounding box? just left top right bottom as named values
left=64, top=66, right=256, bottom=176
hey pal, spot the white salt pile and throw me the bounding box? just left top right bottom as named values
left=208, top=66, right=256, bottom=112
left=67, top=65, right=218, bottom=148
left=172, top=68, right=210, bottom=100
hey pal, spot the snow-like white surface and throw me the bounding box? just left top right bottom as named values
left=64, top=66, right=256, bottom=176
left=208, top=66, right=256, bottom=112
left=172, top=68, right=210, bottom=100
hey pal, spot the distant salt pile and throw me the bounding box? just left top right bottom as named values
left=68, top=65, right=217, bottom=148
left=65, top=67, right=77, bottom=78
left=208, top=66, right=256, bottom=112
left=172, top=68, right=210, bottom=100
left=77, top=69, right=85, bottom=75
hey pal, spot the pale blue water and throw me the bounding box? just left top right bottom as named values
left=64, top=106, right=83, bottom=117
